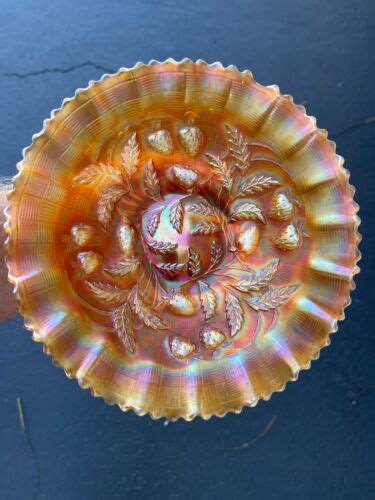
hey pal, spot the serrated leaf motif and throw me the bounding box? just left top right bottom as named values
left=147, top=239, right=178, bottom=255
left=198, top=281, right=217, bottom=319
left=118, top=224, right=137, bottom=255
left=122, top=133, right=140, bottom=178
left=169, top=200, right=184, bottom=233
left=188, top=248, right=202, bottom=277
left=237, top=175, right=280, bottom=197
left=225, top=291, right=244, bottom=337
left=205, top=153, right=233, bottom=190
left=113, top=304, right=136, bottom=354
left=246, top=285, right=299, bottom=311
left=156, top=262, right=185, bottom=277
left=147, top=211, right=161, bottom=237
left=72, top=163, right=123, bottom=186
left=232, top=260, right=279, bottom=292
left=97, top=185, right=128, bottom=228
left=186, top=201, right=217, bottom=217
left=86, top=281, right=126, bottom=303
left=225, top=124, right=250, bottom=171
left=210, top=239, right=223, bottom=268
left=105, top=257, right=140, bottom=277
left=229, top=202, right=265, bottom=223
left=144, top=159, right=162, bottom=200
left=132, top=292, right=169, bottom=330
left=192, top=221, right=221, bottom=235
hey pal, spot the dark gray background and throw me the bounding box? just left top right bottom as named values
left=0, top=1, right=374, bottom=499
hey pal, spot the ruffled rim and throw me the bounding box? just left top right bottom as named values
left=3, top=58, right=361, bottom=421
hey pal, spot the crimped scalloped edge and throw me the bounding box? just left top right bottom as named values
left=3, top=58, right=361, bottom=421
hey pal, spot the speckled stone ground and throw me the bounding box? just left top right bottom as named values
left=0, top=1, right=373, bottom=498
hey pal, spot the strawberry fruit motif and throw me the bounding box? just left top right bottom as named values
left=269, top=193, right=294, bottom=221
left=274, top=224, right=300, bottom=251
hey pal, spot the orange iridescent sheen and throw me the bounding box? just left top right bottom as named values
left=4, top=59, right=360, bottom=420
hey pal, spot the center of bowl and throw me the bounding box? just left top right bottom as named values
left=141, top=193, right=226, bottom=286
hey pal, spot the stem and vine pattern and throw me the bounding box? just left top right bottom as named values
left=69, top=123, right=303, bottom=359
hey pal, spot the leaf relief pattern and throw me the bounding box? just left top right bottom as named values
left=71, top=124, right=302, bottom=358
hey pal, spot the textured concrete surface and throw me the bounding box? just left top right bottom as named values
left=0, top=1, right=373, bottom=498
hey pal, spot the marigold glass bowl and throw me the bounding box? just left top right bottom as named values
left=5, top=59, right=360, bottom=420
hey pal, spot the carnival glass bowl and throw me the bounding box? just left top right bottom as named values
left=5, top=59, right=360, bottom=420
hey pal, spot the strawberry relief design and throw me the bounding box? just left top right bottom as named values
left=6, top=61, right=359, bottom=419
left=68, top=123, right=306, bottom=361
